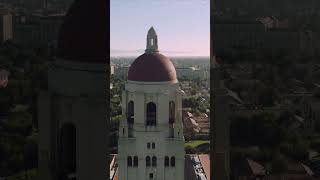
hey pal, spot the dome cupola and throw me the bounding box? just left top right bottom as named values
left=127, top=27, right=177, bottom=82
left=56, top=0, right=108, bottom=63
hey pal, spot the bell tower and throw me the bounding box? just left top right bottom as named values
left=37, top=0, right=109, bottom=180
left=118, top=28, right=185, bottom=180
left=212, top=63, right=231, bottom=180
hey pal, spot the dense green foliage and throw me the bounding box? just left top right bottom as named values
left=230, top=112, right=311, bottom=165
left=0, top=41, right=49, bottom=178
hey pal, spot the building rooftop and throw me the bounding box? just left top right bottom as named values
left=56, top=0, right=108, bottom=62
left=127, top=53, right=177, bottom=82
left=199, top=155, right=210, bottom=180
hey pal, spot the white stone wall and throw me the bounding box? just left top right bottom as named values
left=118, top=80, right=185, bottom=180
left=38, top=60, right=108, bottom=180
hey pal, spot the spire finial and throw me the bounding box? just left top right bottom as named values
left=145, top=27, right=159, bottom=53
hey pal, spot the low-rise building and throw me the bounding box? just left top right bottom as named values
left=183, top=112, right=209, bottom=140
left=14, top=11, right=64, bottom=48
left=0, top=68, right=9, bottom=88
left=0, top=7, right=13, bottom=43
left=299, top=93, right=320, bottom=136
left=185, top=154, right=210, bottom=180
left=114, top=65, right=129, bottom=80
left=214, top=16, right=317, bottom=57
left=232, top=158, right=315, bottom=180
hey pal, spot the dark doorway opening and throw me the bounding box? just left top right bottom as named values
left=59, top=123, right=76, bottom=180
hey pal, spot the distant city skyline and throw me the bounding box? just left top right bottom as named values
left=111, top=0, right=210, bottom=57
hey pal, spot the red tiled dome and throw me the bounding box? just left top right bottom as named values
left=56, top=0, right=108, bottom=63
left=128, top=53, right=177, bottom=82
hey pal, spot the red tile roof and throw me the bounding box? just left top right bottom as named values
left=57, top=0, right=108, bottom=62
left=127, top=53, right=177, bottom=82
left=199, top=155, right=210, bottom=180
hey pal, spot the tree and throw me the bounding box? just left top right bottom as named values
left=185, top=146, right=197, bottom=154
left=5, top=105, right=33, bottom=136
left=230, top=113, right=286, bottom=147
left=23, top=135, right=38, bottom=170
left=271, top=155, right=288, bottom=174
left=258, top=87, right=277, bottom=107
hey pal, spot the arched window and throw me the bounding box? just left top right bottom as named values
left=164, top=156, right=169, bottom=167
left=127, top=101, right=134, bottom=124
left=60, top=123, right=76, bottom=175
left=152, top=156, right=157, bottom=167
left=146, top=156, right=151, bottom=167
left=152, top=143, right=155, bottom=149
left=147, top=142, right=151, bottom=149
left=133, top=156, right=138, bottom=167
left=127, top=156, right=132, bottom=167
left=146, top=102, right=156, bottom=126
left=169, top=101, right=175, bottom=124
left=170, top=157, right=175, bottom=167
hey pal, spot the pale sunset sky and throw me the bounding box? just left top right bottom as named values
left=110, top=0, right=210, bottom=57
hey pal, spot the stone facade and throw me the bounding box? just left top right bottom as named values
left=37, top=60, right=108, bottom=180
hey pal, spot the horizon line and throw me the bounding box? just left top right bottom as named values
left=110, top=55, right=210, bottom=58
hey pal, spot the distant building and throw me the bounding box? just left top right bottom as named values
left=263, top=28, right=300, bottom=54
left=299, top=93, right=320, bottom=136
left=214, top=16, right=317, bottom=57
left=176, top=66, right=207, bottom=80
left=0, top=68, right=9, bottom=88
left=110, top=155, right=118, bottom=180
left=20, top=0, right=47, bottom=10
left=185, top=155, right=210, bottom=180
left=232, top=158, right=314, bottom=180
left=232, top=158, right=266, bottom=180
left=214, top=17, right=266, bottom=56
left=110, top=64, right=115, bottom=75
left=0, top=8, right=13, bottom=43
left=183, top=112, right=209, bottom=140
left=14, top=11, right=64, bottom=48
left=114, top=65, right=129, bottom=80
left=268, top=161, right=314, bottom=180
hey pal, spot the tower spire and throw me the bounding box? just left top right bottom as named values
left=145, top=26, right=159, bottom=53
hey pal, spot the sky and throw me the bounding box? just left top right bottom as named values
left=110, top=0, right=210, bottom=57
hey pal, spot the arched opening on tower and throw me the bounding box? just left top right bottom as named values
left=146, top=102, right=156, bottom=126
left=146, top=156, right=151, bottom=167
left=170, top=156, right=175, bottom=167
left=169, top=101, right=175, bottom=137
left=59, top=123, right=76, bottom=180
left=127, top=101, right=134, bottom=124
left=133, top=156, right=138, bottom=167
left=169, top=101, right=175, bottom=123
left=152, top=156, right=157, bottom=167
left=127, top=156, right=132, bottom=167
left=164, top=156, right=169, bottom=167
left=127, top=101, right=134, bottom=137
